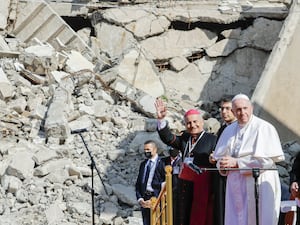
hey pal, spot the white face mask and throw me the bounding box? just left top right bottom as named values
left=169, top=149, right=179, bottom=157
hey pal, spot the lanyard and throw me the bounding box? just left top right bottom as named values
left=183, top=131, right=205, bottom=159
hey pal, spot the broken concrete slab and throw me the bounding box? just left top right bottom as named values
left=117, top=49, right=164, bottom=98
left=0, top=67, right=14, bottom=100
left=141, top=28, right=217, bottom=60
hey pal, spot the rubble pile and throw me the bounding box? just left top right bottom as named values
left=0, top=0, right=298, bottom=224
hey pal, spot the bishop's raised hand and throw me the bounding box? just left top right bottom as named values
left=154, top=98, right=167, bottom=120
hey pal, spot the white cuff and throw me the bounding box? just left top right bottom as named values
left=157, top=120, right=167, bottom=130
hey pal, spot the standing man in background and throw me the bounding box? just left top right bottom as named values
left=210, top=96, right=236, bottom=225
left=213, top=93, right=285, bottom=225
left=162, top=147, right=182, bottom=225
left=155, top=98, right=217, bottom=225
left=216, top=96, right=237, bottom=141
left=288, top=151, right=300, bottom=225
left=135, top=140, right=166, bottom=225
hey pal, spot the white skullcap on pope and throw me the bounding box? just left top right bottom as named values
left=231, top=93, right=250, bottom=102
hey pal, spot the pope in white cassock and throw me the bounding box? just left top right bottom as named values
left=213, top=94, right=285, bottom=225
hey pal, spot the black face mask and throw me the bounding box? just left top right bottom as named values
left=169, top=149, right=179, bottom=158
left=145, top=152, right=152, bottom=159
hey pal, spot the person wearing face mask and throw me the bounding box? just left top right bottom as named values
left=135, top=140, right=166, bottom=225
left=155, top=98, right=217, bottom=225
left=162, top=147, right=183, bottom=225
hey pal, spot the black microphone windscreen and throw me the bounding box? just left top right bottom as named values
left=71, top=128, right=88, bottom=134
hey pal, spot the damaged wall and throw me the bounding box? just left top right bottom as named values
left=0, top=0, right=298, bottom=224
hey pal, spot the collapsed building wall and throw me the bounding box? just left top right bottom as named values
left=253, top=0, right=300, bottom=143
left=2, top=0, right=298, bottom=141
left=0, top=0, right=298, bottom=224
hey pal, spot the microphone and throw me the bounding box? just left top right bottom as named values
left=71, top=128, right=88, bottom=134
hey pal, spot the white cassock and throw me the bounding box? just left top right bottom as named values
left=214, top=115, right=284, bottom=225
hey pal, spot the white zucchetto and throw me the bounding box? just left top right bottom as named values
left=232, top=93, right=250, bottom=102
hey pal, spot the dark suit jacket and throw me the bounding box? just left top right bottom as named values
left=161, top=156, right=182, bottom=191
left=158, top=123, right=217, bottom=167
left=216, top=124, right=227, bottom=142
left=135, top=157, right=166, bottom=200
left=213, top=123, right=228, bottom=225
left=289, top=152, right=300, bottom=225
left=290, top=151, right=300, bottom=185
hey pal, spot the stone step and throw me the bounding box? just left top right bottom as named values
left=12, top=0, right=95, bottom=61
left=13, top=2, right=46, bottom=35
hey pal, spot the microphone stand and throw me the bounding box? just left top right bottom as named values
left=75, top=131, right=109, bottom=225
left=190, top=164, right=278, bottom=225
left=252, top=168, right=260, bottom=225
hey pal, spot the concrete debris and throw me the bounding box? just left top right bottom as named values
left=64, top=50, right=95, bottom=73
left=0, top=0, right=296, bottom=224
left=0, top=67, right=14, bottom=100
